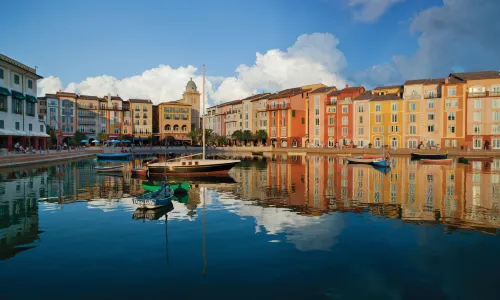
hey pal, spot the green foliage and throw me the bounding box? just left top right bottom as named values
left=97, top=132, right=109, bottom=142
left=255, top=130, right=268, bottom=144
left=67, top=139, right=76, bottom=146
left=188, top=129, right=202, bottom=145
left=216, top=136, right=228, bottom=146
left=231, top=130, right=243, bottom=141
left=74, top=130, right=88, bottom=142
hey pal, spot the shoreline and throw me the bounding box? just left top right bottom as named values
left=213, top=146, right=500, bottom=157
left=0, top=151, right=98, bottom=169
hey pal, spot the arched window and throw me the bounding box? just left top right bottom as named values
left=165, top=124, right=171, bottom=131
left=391, top=137, right=398, bottom=149
left=374, top=138, right=381, bottom=148
left=173, top=125, right=179, bottom=131
left=292, top=139, right=298, bottom=147
left=328, top=138, right=334, bottom=147
left=281, top=139, right=288, bottom=148
left=181, top=125, right=187, bottom=132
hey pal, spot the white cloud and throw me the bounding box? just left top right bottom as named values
left=356, top=0, right=500, bottom=85
left=38, top=33, right=349, bottom=106
left=347, top=0, right=404, bottom=23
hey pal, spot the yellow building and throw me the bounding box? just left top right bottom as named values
left=129, top=99, right=153, bottom=142
left=158, top=100, right=191, bottom=145
left=369, top=85, right=404, bottom=148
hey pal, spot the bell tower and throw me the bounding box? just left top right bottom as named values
left=182, top=78, right=201, bottom=130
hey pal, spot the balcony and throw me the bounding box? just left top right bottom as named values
left=135, top=108, right=140, bottom=112
left=79, top=121, right=96, bottom=125
left=424, top=94, right=441, bottom=99
left=135, top=114, right=140, bottom=118
left=468, top=92, right=487, bottom=97
left=266, top=103, right=291, bottom=110
left=326, top=100, right=337, bottom=105
left=490, top=91, right=500, bottom=97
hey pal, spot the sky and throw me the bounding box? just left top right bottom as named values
left=2, top=0, right=499, bottom=105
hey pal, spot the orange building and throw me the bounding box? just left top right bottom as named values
left=441, top=75, right=467, bottom=149
left=308, top=86, right=337, bottom=147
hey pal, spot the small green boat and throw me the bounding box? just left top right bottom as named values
left=142, top=181, right=190, bottom=193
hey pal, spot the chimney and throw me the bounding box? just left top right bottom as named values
left=445, top=77, right=449, bottom=84
left=346, top=84, right=349, bottom=89
left=107, top=92, right=112, bottom=101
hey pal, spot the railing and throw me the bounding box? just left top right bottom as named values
left=468, top=92, right=487, bottom=97
left=135, top=108, right=140, bottom=111
left=79, top=122, right=96, bottom=125
left=143, top=115, right=148, bottom=118
left=490, top=91, right=500, bottom=96
left=424, top=94, right=441, bottom=99
left=266, top=103, right=291, bottom=110
left=135, top=114, right=140, bottom=118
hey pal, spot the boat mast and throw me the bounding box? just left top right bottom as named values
left=202, top=64, right=206, bottom=160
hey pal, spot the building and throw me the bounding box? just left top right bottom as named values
left=369, top=85, right=404, bottom=148
left=449, top=71, right=500, bottom=150
left=205, top=106, right=217, bottom=133
left=122, top=101, right=132, bottom=136
left=181, top=78, right=201, bottom=130
left=250, top=93, right=271, bottom=136
left=76, top=95, right=99, bottom=140
left=441, top=75, right=467, bottom=149
left=403, top=78, right=445, bottom=149
left=326, top=85, right=365, bottom=147
left=0, top=54, right=48, bottom=150
left=129, top=99, right=153, bottom=143
left=157, top=100, right=191, bottom=145
left=56, top=91, right=78, bottom=141
left=353, top=90, right=372, bottom=147
left=104, top=95, right=124, bottom=139
left=267, top=86, right=316, bottom=148
left=222, top=100, right=242, bottom=138
left=308, top=86, right=337, bottom=147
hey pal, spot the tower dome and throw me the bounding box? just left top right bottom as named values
left=186, top=78, right=197, bottom=92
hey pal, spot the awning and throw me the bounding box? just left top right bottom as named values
left=26, top=95, right=38, bottom=103
left=11, top=90, right=25, bottom=100
left=0, top=129, right=15, bottom=136
left=0, top=87, right=11, bottom=96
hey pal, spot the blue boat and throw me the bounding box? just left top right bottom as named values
left=370, top=159, right=391, bottom=168
left=96, top=153, right=130, bottom=160
left=373, top=165, right=391, bottom=174
left=132, top=182, right=174, bottom=209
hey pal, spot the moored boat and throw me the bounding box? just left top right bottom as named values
left=97, top=153, right=130, bottom=160
left=95, top=165, right=124, bottom=172
left=132, top=182, right=174, bottom=209
left=345, top=157, right=379, bottom=164
left=370, top=159, right=391, bottom=168
left=410, top=153, right=448, bottom=160
left=147, top=159, right=240, bottom=175
left=421, top=158, right=453, bottom=165
left=142, top=181, right=190, bottom=193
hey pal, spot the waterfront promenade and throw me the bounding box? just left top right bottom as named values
left=0, top=148, right=101, bottom=168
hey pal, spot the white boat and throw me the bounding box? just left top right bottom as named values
left=345, top=157, right=381, bottom=164
left=95, top=165, right=124, bottom=172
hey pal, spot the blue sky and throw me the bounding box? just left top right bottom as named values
left=2, top=0, right=498, bottom=104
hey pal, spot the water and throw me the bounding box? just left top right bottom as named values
left=1, top=155, right=499, bottom=299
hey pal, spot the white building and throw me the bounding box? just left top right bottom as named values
left=0, top=54, right=48, bottom=150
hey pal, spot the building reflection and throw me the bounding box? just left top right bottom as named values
left=224, top=155, right=500, bottom=236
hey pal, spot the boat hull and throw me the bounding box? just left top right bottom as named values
left=97, top=153, right=130, bottom=160
left=148, top=161, right=239, bottom=175
left=421, top=159, right=453, bottom=165
left=96, top=166, right=123, bottom=172
left=132, top=197, right=173, bottom=209
left=411, top=153, right=448, bottom=160
left=345, top=158, right=378, bottom=164
left=370, top=160, right=391, bottom=168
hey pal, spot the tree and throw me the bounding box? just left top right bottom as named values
left=255, top=130, right=268, bottom=145
left=216, top=136, right=228, bottom=146
left=74, top=131, right=88, bottom=143
left=205, top=129, right=217, bottom=146
left=97, top=132, right=109, bottom=142
left=188, top=129, right=202, bottom=145
left=231, top=130, right=243, bottom=141
left=68, top=139, right=76, bottom=146
left=242, top=130, right=253, bottom=145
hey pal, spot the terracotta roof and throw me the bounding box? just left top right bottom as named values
left=268, top=87, right=304, bottom=99
left=158, top=100, right=190, bottom=106
left=310, top=86, right=336, bottom=94
left=45, top=93, right=57, bottom=98
left=404, top=78, right=445, bottom=85
left=354, top=91, right=373, bottom=101
left=370, top=93, right=402, bottom=101
left=129, top=99, right=152, bottom=103
left=79, top=95, right=99, bottom=100
left=452, top=70, right=500, bottom=81
left=373, top=84, right=403, bottom=90
left=110, top=96, right=123, bottom=101
left=98, top=98, right=107, bottom=102
left=56, top=91, right=77, bottom=97
left=242, top=93, right=272, bottom=101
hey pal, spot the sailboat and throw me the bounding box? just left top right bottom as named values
left=147, top=65, right=241, bottom=175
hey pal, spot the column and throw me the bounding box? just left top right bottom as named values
left=34, top=137, right=39, bottom=149
left=42, top=137, right=47, bottom=149
left=7, top=136, right=13, bottom=151
left=21, top=136, right=27, bottom=147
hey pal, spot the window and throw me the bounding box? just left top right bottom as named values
left=409, top=114, right=416, bottom=122
left=474, top=99, right=483, bottom=109
left=342, top=105, right=348, bottom=113
left=357, top=104, right=365, bottom=112
left=328, top=116, right=334, bottom=125
left=448, top=126, right=455, bottom=133
left=282, top=109, right=286, bottom=117
left=315, top=108, right=320, bottom=115
left=375, top=104, right=381, bottom=112
left=28, top=79, right=33, bottom=89
left=359, top=116, right=363, bottom=123
left=292, top=110, right=295, bottom=117
left=358, top=127, right=364, bottom=135
left=493, top=124, right=500, bottom=134
left=427, top=100, right=435, bottom=109
left=15, top=122, right=20, bottom=130
left=473, top=111, right=481, bottom=122
left=0, top=95, right=6, bottom=112
left=301, top=118, right=305, bottom=124
left=315, top=118, right=320, bottom=126
left=445, top=140, right=450, bottom=147
left=428, top=113, right=435, bottom=121
left=492, top=111, right=500, bottom=121
left=314, top=95, right=320, bottom=105
left=448, top=87, right=456, bottom=96
left=328, top=127, right=334, bottom=136
left=328, top=138, right=334, bottom=147
left=26, top=102, right=35, bottom=116
left=409, top=125, right=416, bottom=134
left=14, top=74, right=20, bottom=85
left=272, top=111, right=276, bottom=117
left=493, top=139, right=500, bottom=149
left=0, top=68, right=3, bottom=79
left=447, top=112, right=456, bottom=121
left=379, top=126, right=384, bottom=133
left=391, top=102, right=398, bottom=111
left=373, top=126, right=378, bottom=133
left=391, top=114, right=398, bottom=122
left=428, top=91, right=435, bottom=98
left=114, top=128, right=119, bottom=134
left=428, top=125, right=434, bottom=132
left=282, top=119, right=286, bottom=126
left=472, top=124, right=481, bottom=134
left=375, top=114, right=382, bottom=123
left=12, top=98, right=22, bottom=114
left=0, top=120, right=4, bottom=129
left=342, top=127, right=348, bottom=136
left=409, top=103, right=416, bottom=111
left=342, top=116, right=348, bottom=125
